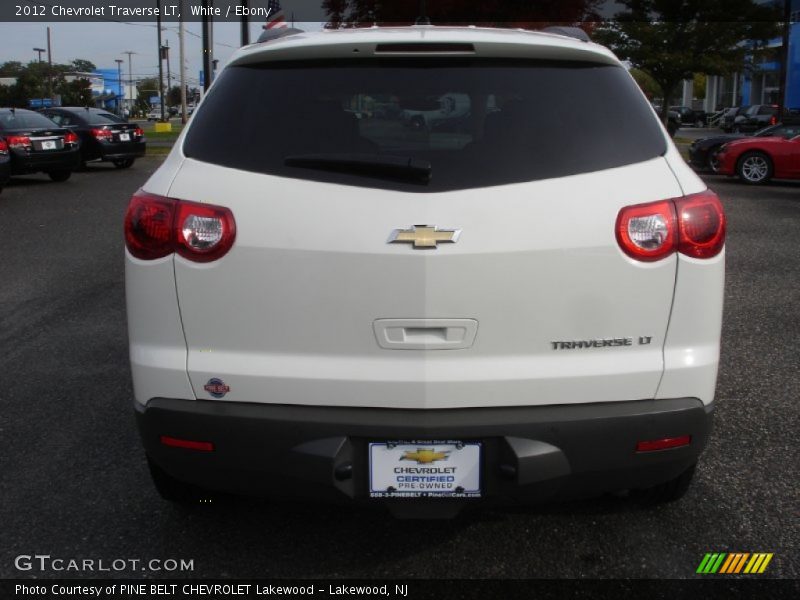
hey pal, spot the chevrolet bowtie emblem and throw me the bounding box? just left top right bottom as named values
left=400, top=449, right=451, bottom=464
left=388, top=225, right=461, bottom=249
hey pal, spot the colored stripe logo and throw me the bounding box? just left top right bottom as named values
left=696, top=553, right=773, bottom=574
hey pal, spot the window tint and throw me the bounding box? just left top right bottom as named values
left=0, top=110, right=61, bottom=130
left=757, top=106, right=776, bottom=116
left=85, top=112, right=126, bottom=125
left=184, top=59, right=667, bottom=191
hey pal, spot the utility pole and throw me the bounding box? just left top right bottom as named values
left=156, top=0, right=165, bottom=121
left=240, top=0, right=249, bottom=46
left=115, top=59, right=124, bottom=115
left=179, top=0, right=187, bottom=123
left=777, top=0, right=791, bottom=119
left=202, top=0, right=213, bottom=92
left=123, top=51, right=136, bottom=116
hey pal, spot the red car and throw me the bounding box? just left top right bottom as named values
left=716, top=132, right=800, bottom=184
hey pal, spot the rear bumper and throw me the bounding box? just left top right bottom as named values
left=137, top=397, right=713, bottom=515
left=10, top=148, right=80, bottom=174
left=97, top=140, right=146, bottom=161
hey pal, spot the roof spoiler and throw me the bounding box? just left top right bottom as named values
left=540, top=26, right=591, bottom=43
left=257, top=27, right=305, bottom=44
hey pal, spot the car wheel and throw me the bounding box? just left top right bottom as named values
left=733, top=125, right=742, bottom=133
left=410, top=115, right=426, bottom=130
left=737, top=151, right=773, bottom=185
left=632, top=463, right=696, bottom=505
left=708, top=147, right=722, bottom=173
left=113, top=158, right=135, bottom=169
left=694, top=119, right=703, bottom=128
left=47, top=170, right=72, bottom=182
left=147, top=456, right=213, bottom=504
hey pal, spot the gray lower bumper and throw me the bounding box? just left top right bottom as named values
left=137, top=397, right=713, bottom=515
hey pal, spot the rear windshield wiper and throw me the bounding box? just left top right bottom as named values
left=284, top=153, right=432, bottom=184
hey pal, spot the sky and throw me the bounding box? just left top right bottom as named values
left=0, top=20, right=322, bottom=90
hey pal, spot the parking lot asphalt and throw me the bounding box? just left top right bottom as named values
left=0, top=158, right=797, bottom=580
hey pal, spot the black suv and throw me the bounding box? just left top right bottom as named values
left=0, top=108, right=80, bottom=182
left=41, top=107, right=145, bottom=169
left=731, top=105, right=779, bottom=133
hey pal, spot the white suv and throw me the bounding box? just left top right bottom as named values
left=125, top=26, right=725, bottom=517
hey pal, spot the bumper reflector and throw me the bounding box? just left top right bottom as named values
left=160, top=435, right=214, bottom=452
left=636, top=435, right=691, bottom=452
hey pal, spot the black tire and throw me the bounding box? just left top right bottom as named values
left=736, top=151, right=773, bottom=185
left=113, top=158, right=135, bottom=169
left=632, top=463, right=697, bottom=506
left=147, top=456, right=213, bottom=504
left=47, top=170, right=72, bottom=182
left=708, top=146, right=722, bottom=173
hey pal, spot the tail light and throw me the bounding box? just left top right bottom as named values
left=134, top=127, right=144, bottom=137
left=6, top=135, right=31, bottom=150
left=91, top=127, right=113, bottom=141
left=124, top=190, right=236, bottom=262
left=0, top=138, right=8, bottom=154
left=616, top=190, right=725, bottom=261
left=769, top=115, right=777, bottom=125
left=64, top=131, right=79, bottom=145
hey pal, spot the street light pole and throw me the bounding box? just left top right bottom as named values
left=33, top=47, right=46, bottom=108
left=46, top=27, right=53, bottom=104
left=115, top=59, right=124, bottom=115
left=123, top=51, right=136, bottom=116
left=162, top=40, right=171, bottom=110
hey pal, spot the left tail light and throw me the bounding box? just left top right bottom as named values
left=6, top=135, right=31, bottom=150
left=124, top=190, right=236, bottom=262
left=134, top=127, right=144, bottom=138
left=0, top=138, right=8, bottom=154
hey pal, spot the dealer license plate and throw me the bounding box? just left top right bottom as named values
left=41, top=140, right=57, bottom=150
left=119, top=133, right=130, bottom=141
left=369, top=441, right=481, bottom=498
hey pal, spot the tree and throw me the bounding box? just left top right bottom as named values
left=630, top=67, right=663, bottom=100
left=70, top=59, right=96, bottom=74
left=136, top=77, right=160, bottom=113
left=59, top=78, right=93, bottom=106
left=594, top=0, right=780, bottom=121
left=167, top=85, right=182, bottom=107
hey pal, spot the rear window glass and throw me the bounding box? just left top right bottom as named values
left=0, top=110, right=61, bottom=130
left=184, top=59, right=667, bottom=191
left=84, top=112, right=126, bottom=125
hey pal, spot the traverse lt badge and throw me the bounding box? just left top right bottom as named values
left=388, top=225, right=461, bottom=249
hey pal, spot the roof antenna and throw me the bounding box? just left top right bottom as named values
left=415, top=0, right=430, bottom=25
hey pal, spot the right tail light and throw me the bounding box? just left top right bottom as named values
left=616, top=190, right=725, bottom=261
left=124, top=190, right=236, bottom=263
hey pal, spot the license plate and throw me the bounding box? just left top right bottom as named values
left=119, top=133, right=130, bottom=141
left=41, top=140, right=56, bottom=150
left=369, top=441, right=481, bottom=498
